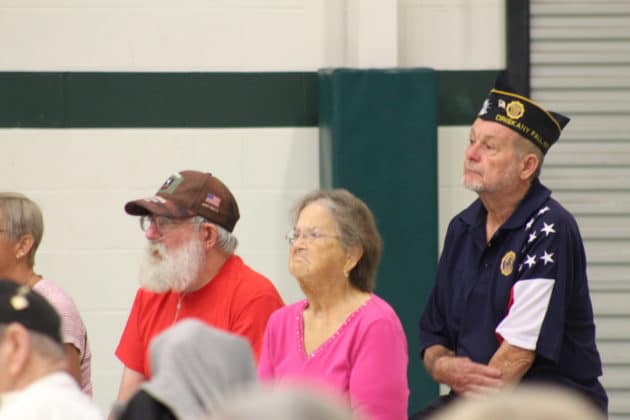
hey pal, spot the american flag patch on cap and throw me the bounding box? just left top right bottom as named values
left=205, top=193, right=222, bottom=209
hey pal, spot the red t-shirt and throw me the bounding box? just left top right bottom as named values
left=115, top=255, right=284, bottom=378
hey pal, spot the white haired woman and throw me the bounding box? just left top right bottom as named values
left=258, top=189, right=409, bottom=420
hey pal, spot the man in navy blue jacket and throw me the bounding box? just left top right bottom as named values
left=417, top=72, right=607, bottom=417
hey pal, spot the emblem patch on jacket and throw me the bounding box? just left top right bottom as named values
left=501, top=250, right=516, bottom=276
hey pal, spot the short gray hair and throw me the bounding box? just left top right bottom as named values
left=193, top=216, right=238, bottom=254
left=514, top=136, right=545, bottom=179
left=0, top=193, right=44, bottom=267
left=0, top=325, right=65, bottom=361
left=292, top=189, right=381, bottom=292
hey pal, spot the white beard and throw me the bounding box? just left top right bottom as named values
left=463, top=159, right=520, bottom=194
left=138, top=236, right=204, bottom=293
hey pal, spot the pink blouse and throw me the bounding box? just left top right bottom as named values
left=34, top=278, right=92, bottom=395
left=258, top=294, right=409, bottom=420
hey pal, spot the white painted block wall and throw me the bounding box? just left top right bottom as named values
left=399, top=0, right=505, bottom=245
left=0, top=127, right=319, bottom=410
left=0, top=0, right=505, bottom=412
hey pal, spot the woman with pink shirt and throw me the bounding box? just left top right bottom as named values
left=0, top=192, right=92, bottom=395
left=258, top=189, right=409, bottom=420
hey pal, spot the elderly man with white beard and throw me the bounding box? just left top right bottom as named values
left=113, top=170, right=284, bottom=409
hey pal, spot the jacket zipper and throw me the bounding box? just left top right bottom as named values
left=174, top=294, right=184, bottom=322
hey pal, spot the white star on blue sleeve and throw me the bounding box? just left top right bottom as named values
left=528, top=231, right=537, bottom=244
left=541, top=222, right=556, bottom=237
left=526, top=218, right=535, bottom=230
left=538, top=206, right=550, bottom=216
left=524, top=254, right=537, bottom=268
left=540, top=250, right=554, bottom=265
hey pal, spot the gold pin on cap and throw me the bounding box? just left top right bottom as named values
left=10, top=286, right=30, bottom=311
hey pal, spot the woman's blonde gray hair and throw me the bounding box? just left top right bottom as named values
left=0, top=193, right=44, bottom=267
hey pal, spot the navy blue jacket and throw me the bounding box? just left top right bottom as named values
left=419, top=179, right=607, bottom=412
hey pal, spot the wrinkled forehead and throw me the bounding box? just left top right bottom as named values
left=470, top=118, right=521, bottom=143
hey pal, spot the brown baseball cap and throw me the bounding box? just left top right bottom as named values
left=124, top=170, right=240, bottom=232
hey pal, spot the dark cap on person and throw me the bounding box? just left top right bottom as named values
left=124, top=170, right=240, bottom=232
left=0, top=279, right=63, bottom=345
left=477, top=71, right=570, bottom=154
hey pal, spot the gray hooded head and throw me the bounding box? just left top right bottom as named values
left=142, top=319, right=257, bottom=420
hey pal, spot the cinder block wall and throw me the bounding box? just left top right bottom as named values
left=0, top=0, right=504, bottom=412
left=398, top=0, right=505, bottom=246
left=0, top=126, right=319, bottom=410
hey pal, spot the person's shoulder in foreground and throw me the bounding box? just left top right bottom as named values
left=0, top=373, right=103, bottom=420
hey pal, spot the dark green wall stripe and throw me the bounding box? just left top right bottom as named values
left=0, top=70, right=496, bottom=128
left=0, top=72, right=318, bottom=128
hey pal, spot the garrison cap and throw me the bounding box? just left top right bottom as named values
left=478, top=71, right=570, bottom=153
